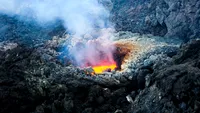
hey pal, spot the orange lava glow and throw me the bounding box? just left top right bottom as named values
left=92, top=64, right=117, bottom=74
left=81, top=40, right=141, bottom=75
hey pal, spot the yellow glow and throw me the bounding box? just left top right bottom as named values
left=92, top=64, right=116, bottom=74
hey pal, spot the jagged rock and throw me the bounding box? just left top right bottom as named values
left=0, top=1, right=199, bottom=112
left=128, top=40, right=200, bottom=113
left=111, top=0, right=200, bottom=41
left=0, top=39, right=199, bottom=113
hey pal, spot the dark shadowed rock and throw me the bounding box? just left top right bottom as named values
left=128, top=40, right=200, bottom=113
left=111, top=0, right=200, bottom=41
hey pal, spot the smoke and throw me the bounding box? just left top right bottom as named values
left=0, top=0, right=111, bottom=35
left=69, top=28, right=116, bottom=67
left=0, top=0, right=116, bottom=68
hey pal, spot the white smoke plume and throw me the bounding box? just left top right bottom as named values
left=0, top=0, right=112, bottom=35
left=0, top=0, right=116, bottom=68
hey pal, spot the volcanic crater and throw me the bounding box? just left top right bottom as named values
left=76, top=39, right=141, bottom=75
left=1, top=0, right=200, bottom=113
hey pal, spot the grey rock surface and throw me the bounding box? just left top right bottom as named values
left=0, top=0, right=200, bottom=113
left=0, top=38, right=199, bottom=113
left=111, top=0, right=200, bottom=41
left=128, top=40, right=200, bottom=113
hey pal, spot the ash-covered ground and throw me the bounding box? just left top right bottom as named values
left=1, top=0, right=200, bottom=113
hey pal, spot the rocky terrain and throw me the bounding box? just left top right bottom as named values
left=129, top=40, right=200, bottom=113
left=0, top=33, right=199, bottom=113
left=0, top=0, right=200, bottom=113
left=111, top=0, right=200, bottom=42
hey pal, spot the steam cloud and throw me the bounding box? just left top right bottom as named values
left=0, top=0, right=111, bottom=35
left=0, top=0, right=116, bottom=68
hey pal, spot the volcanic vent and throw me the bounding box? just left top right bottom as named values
left=61, top=34, right=142, bottom=75
left=72, top=40, right=117, bottom=74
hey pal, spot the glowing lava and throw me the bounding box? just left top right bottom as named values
left=92, top=64, right=117, bottom=74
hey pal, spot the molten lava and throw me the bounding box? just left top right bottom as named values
left=72, top=38, right=139, bottom=75
left=92, top=63, right=117, bottom=74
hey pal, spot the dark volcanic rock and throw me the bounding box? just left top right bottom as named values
left=0, top=43, right=136, bottom=113
left=0, top=40, right=200, bottom=113
left=128, top=40, right=200, bottom=113
left=0, top=0, right=200, bottom=112
left=0, top=46, right=46, bottom=113
left=111, top=0, right=200, bottom=41
left=0, top=14, right=65, bottom=46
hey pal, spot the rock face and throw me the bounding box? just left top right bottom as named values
left=111, top=0, right=200, bottom=41
left=0, top=44, right=132, bottom=113
left=129, top=40, right=200, bottom=113
left=0, top=0, right=200, bottom=113
left=0, top=36, right=199, bottom=113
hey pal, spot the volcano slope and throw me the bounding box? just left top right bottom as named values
left=1, top=0, right=200, bottom=112
left=128, top=40, right=200, bottom=113
left=0, top=32, right=200, bottom=113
